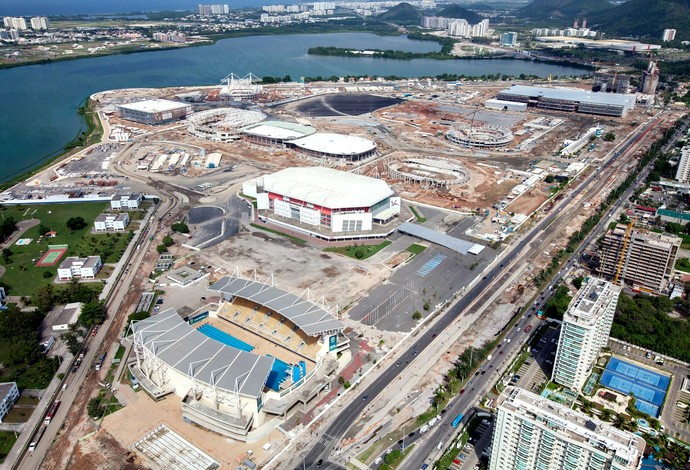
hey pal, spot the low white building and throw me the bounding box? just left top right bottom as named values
left=110, top=192, right=142, bottom=210
left=94, top=213, right=130, bottom=232
left=0, top=382, right=19, bottom=423
left=51, top=303, right=82, bottom=331
left=57, top=256, right=102, bottom=281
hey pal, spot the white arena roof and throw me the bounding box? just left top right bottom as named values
left=500, top=85, right=635, bottom=107
left=118, top=99, right=190, bottom=113
left=290, top=133, right=376, bottom=156
left=210, top=275, right=344, bottom=335
left=130, top=308, right=274, bottom=398
left=262, top=167, right=394, bottom=210
left=243, top=121, right=315, bottom=140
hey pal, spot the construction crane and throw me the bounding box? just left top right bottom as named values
left=613, top=218, right=636, bottom=285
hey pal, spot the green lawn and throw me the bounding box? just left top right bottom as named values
left=406, top=244, right=426, bottom=255
left=0, top=431, right=18, bottom=464
left=324, top=240, right=392, bottom=260
left=676, top=257, right=690, bottom=273
left=410, top=206, right=427, bottom=223
left=0, top=202, right=111, bottom=296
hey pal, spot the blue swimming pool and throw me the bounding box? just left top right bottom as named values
left=599, top=357, right=670, bottom=418
left=198, top=324, right=255, bottom=352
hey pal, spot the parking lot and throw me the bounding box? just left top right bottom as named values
left=512, top=324, right=560, bottom=393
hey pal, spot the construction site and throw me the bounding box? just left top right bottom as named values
left=17, top=73, right=682, bottom=470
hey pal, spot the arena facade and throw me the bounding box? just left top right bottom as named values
left=288, top=133, right=377, bottom=162
left=128, top=273, right=349, bottom=441
left=243, top=167, right=401, bottom=239
left=188, top=108, right=266, bottom=142
left=446, top=124, right=514, bottom=148
left=387, top=157, right=470, bottom=189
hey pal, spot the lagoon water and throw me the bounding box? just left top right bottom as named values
left=0, top=33, right=588, bottom=182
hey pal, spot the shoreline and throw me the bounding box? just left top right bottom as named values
left=0, top=98, right=104, bottom=192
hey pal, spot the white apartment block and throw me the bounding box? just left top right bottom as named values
left=30, top=17, right=50, bottom=30
left=490, top=387, right=644, bottom=470
left=3, top=17, right=27, bottom=30
left=94, top=213, right=130, bottom=232
left=57, top=256, right=102, bottom=281
left=662, top=28, right=676, bottom=42
left=448, top=19, right=489, bottom=38
left=0, top=382, right=19, bottom=423
left=676, top=146, right=690, bottom=182
left=110, top=192, right=142, bottom=210
left=552, top=278, right=621, bottom=391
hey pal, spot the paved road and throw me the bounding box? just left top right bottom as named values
left=295, top=113, right=667, bottom=469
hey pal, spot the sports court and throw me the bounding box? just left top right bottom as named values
left=599, top=357, right=670, bottom=417
left=35, top=245, right=68, bottom=267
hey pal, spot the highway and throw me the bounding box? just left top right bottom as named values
left=295, top=113, right=668, bottom=469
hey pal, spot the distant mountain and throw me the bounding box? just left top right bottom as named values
left=591, top=0, right=690, bottom=39
left=518, top=0, right=612, bottom=20
left=436, top=5, right=484, bottom=24
left=377, top=3, right=423, bottom=24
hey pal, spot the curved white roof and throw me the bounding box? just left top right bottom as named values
left=290, top=133, right=376, bottom=156
left=210, top=275, right=344, bottom=336
left=242, top=121, right=315, bottom=140
left=130, top=309, right=274, bottom=398
left=263, top=167, right=394, bottom=209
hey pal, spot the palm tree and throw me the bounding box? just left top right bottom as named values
left=601, top=409, right=614, bottom=422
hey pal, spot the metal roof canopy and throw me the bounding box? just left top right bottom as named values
left=130, top=308, right=274, bottom=398
left=209, top=276, right=344, bottom=336
left=397, top=222, right=485, bottom=255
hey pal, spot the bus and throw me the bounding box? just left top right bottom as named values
left=451, top=413, right=464, bottom=428
left=44, top=400, right=61, bottom=425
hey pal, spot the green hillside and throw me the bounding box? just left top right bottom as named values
left=519, top=0, right=612, bottom=20
left=377, top=2, right=423, bottom=25
left=592, top=0, right=690, bottom=39
left=436, top=5, right=484, bottom=24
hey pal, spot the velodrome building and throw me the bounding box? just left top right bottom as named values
left=496, top=85, right=636, bottom=117
left=128, top=274, right=349, bottom=441
left=242, top=167, right=401, bottom=240
left=288, top=133, right=377, bottom=162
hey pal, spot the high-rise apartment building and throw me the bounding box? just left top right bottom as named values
left=640, top=60, right=659, bottom=94
left=552, top=278, right=621, bottom=390
left=489, top=387, right=645, bottom=470
left=600, top=224, right=680, bottom=293
left=2, top=17, right=27, bottom=30
left=197, top=4, right=230, bottom=15
left=500, top=32, right=517, bottom=47
left=662, top=28, right=676, bottom=42
left=448, top=18, right=489, bottom=38
left=676, top=146, right=690, bottom=183
left=30, top=17, right=50, bottom=30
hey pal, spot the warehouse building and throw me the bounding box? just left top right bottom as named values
left=484, top=98, right=527, bottom=112
left=243, top=167, right=400, bottom=239
left=497, top=85, right=636, bottom=117
left=117, top=99, right=192, bottom=125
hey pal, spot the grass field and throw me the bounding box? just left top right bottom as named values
left=324, top=240, right=392, bottom=260
left=406, top=244, right=426, bottom=255
left=0, top=431, right=18, bottom=464
left=0, top=202, right=108, bottom=296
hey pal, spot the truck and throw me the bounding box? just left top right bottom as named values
left=420, top=424, right=430, bottom=434
left=428, top=417, right=438, bottom=427
left=44, top=400, right=61, bottom=426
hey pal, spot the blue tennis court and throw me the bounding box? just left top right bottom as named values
left=417, top=254, right=447, bottom=277
left=198, top=324, right=255, bottom=352
left=599, top=357, right=670, bottom=417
